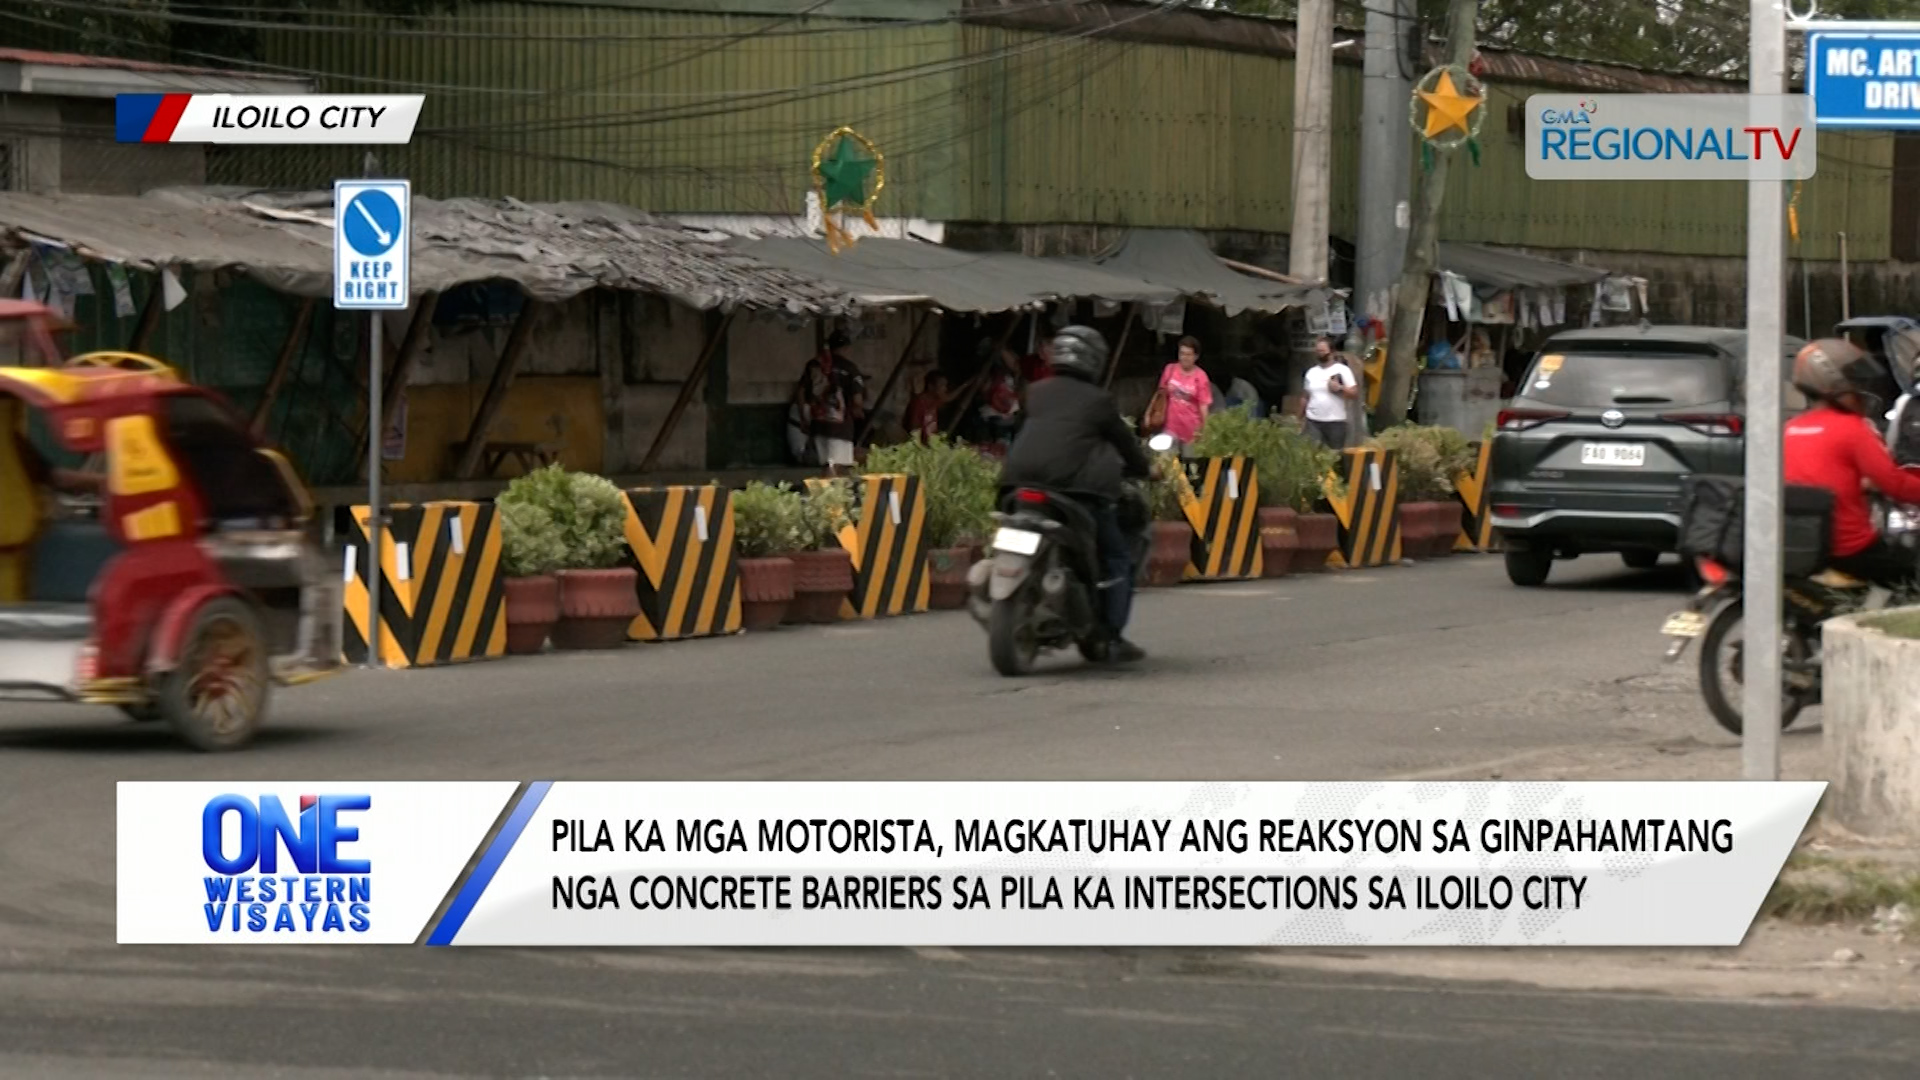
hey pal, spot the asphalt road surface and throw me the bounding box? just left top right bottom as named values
left=2, top=554, right=1910, bottom=1077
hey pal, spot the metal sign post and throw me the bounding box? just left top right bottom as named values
left=1742, top=0, right=1788, bottom=780
left=333, top=178, right=412, bottom=668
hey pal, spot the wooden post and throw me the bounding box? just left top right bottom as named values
left=252, top=297, right=316, bottom=434
left=857, top=308, right=931, bottom=445
left=1104, top=303, right=1138, bottom=389
left=640, top=309, right=735, bottom=472
left=946, top=313, right=1025, bottom=432
left=129, top=272, right=167, bottom=352
left=454, top=299, right=541, bottom=480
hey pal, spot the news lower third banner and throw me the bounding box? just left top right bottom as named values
left=116, top=781, right=1825, bottom=947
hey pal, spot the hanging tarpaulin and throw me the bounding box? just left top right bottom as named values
left=1410, top=64, right=1487, bottom=170
left=810, top=127, right=886, bottom=255
left=1601, top=277, right=1635, bottom=313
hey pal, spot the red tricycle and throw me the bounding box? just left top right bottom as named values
left=0, top=301, right=343, bottom=750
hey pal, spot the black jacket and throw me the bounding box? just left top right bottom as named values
left=999, top=375, right=1153, bottom=501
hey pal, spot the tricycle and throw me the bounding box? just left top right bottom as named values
left=0, top=302, right=343, bottom=750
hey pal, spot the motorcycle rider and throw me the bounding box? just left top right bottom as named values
left=1784, top=338, right=1920, bottom=589
left=998, top=325, right=1156, bottom=663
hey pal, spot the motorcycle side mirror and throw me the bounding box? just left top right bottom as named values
left=1147, top=433, right=1177, bottom=453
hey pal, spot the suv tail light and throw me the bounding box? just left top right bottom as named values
left=1661, top=412, right=1743, bottom=437
left=1015, top=489, right=1050, bottom=505
left=1497, top=408, right=1570, bottom=432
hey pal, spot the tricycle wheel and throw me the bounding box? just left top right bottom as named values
left=118, top=703, right=160, bottom=723
left=158, top=597, right=270, bottom=752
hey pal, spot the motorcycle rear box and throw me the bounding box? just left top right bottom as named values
left=1676, top=475, right=1833, bottom=577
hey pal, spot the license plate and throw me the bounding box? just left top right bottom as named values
left=993, top=528, right=1042, bottom=556
left=1661, top=611, right=1707, bottom=638
left=1582, top=443, right=1646, bottom=467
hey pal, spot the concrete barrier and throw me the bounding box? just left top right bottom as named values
left=1822, top=609, right=1920, bottom=839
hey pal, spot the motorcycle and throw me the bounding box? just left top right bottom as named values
left=1663, top=394, right=1920, bottom=734
left=966, top=432, right=1176, bottom=676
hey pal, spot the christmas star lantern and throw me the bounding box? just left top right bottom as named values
left=811, top=127, right=885, bottom=254
left=1410, top=64, right=1486, bottom=169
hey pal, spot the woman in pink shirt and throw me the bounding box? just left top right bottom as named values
left=1158, top=336, right=1213, bottom=453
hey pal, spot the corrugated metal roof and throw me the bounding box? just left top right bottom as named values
left=1093, top=228, right=1329, bottom=315
left=1437, top=243, right=1610, bottom=290
left=0, top=188, right=860, bottom=313
left=735, top=235, right=1183, bottom=312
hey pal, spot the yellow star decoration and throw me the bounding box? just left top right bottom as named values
left=1418, top=70, right=1483, bottom=139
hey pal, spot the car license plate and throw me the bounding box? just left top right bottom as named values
left=1661, top=611, right=1707, bottom=638
left=993, top=528, right=1042, bottom=556
left=1582, top=442, right=1646, bottom=467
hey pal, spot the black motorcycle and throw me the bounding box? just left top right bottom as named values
left=966, top=434, right=1178, bottom=676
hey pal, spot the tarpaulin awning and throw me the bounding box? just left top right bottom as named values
left=1092, top=228, right=1330, bottom=316
left=0, top=188, right=861, bottom=314
left=1437, top=243, right=1609, bottom=291
left=733, top=236, right=1181, bottom=313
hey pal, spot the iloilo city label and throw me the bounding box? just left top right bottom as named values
left=1526, top=94, right=1816, bottom=181
left=116, top=94, right=424, bottom=145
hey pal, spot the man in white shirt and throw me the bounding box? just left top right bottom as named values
left=1302, top=336, right=1360, bottom=448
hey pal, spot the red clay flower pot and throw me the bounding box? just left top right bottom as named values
left=1430, top=500, right=1464, bottom=557
left=1144, top=520, right=1194, bottom=587
left=551, top=567, right=640, bottom=650
left=737, top=556, right=795, bottom=631
left=927, top=546, right=974, bottom=610
left=786, top=548, right=854, bottom=624
left=1293, top=512, right=1339, bottom=573
left=1255, top=507, right=1299, bottom=579
left=1398, top=501, right=1462, bottom=559
left=503, top=574, right=559, bottom=655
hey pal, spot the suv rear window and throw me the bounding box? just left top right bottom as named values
left=1519, top=352, right=1731, bottom=410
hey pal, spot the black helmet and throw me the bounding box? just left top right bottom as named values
left=1793, top=338, right=1882, bottom=412
left=1049, top=325, right=1109, bottom=383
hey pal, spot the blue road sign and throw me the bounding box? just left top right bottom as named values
left=334, top=179, right=410, bottom=310
left=1808, top=33, right=1920, bottom=129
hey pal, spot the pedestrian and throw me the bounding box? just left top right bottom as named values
left=793, top=329, right=867, bottom=473
left=904, top=370, right=956, bottom=441
left=976, top=343, right=1024, bottom=450
left=1303, top=335, right=1360, bottom=449
left=1156, top=336, right=1213, bottom=455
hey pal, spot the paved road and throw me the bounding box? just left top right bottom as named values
left=2, top=554, right=1907, bottom=1077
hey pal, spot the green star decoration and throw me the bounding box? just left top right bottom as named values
left=818, top=136, right=877, bottom=210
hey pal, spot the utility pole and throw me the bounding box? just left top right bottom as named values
left=1742, top=0, right=1788, bottom=780
left=1357, top=0, right=1414, bottom=324
left=1376, top=0, right=1478, bottom=427
left=1289, top=0, right=1335, bottom=284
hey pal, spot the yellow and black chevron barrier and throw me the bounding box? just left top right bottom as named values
left=809, top=473, right=930, bottom=619
left=409, top=502, right=507, bottom=665
left=1324, top=447, right=1403, bottom=569
left=623, top=485, right=743, bottom=642
left=1181, top=455, right=1262, bottom=580
left=343, top=504, right=422, bottom=668
left=342, top=502, right=506, bottom=667
left=1452, top=439, right=1498, bottom=553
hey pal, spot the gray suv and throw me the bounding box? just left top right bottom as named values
left=1488, top=325, right=1804, bottom=587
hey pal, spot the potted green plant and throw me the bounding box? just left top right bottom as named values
left=864, top=436, right=1000, bottom=609
left=1188, top=408, right=1339, bottom=579
left=499, top=465, right=638, bottom=650
left=730, top=481, right=807, bottom=630
left=1371, top=424, right=1474, bottom=559
left=1272, top=416, right=1343, bottom=574
left=497, top=496, right=565, bottom=655
left=787, top=477, right=857, bottom=623
left=1142, top=446, right=1197, bottom=587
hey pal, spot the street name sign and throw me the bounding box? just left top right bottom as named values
left=1808, top=33, right=1920, bottom=128
left=333, top=179, right=410, bottom=310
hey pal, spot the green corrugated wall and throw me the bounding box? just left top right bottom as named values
left=197, top=5, right=1898, bottom=260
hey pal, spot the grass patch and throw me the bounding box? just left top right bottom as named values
left=1762, top=854, right=1920, bottom=924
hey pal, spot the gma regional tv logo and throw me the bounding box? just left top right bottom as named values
left=1527, top=93, right=1817, bottom=181
left=201, top=794, right=373, bottom=934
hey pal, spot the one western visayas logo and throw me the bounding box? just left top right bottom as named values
left=201, top=794, right=373, bottom=934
